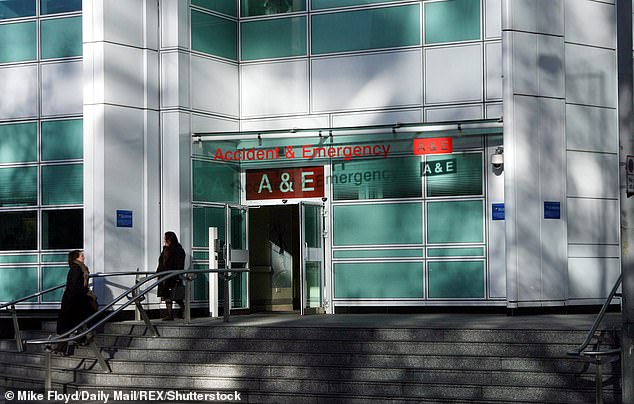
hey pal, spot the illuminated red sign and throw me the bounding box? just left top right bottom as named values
left=246, top=167, right=324, bottom=200
left=413, top=137, right=452, bottom=155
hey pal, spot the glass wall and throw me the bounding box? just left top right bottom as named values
left=0, top=0, right=82, bottom=304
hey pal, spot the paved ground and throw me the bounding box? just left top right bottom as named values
left=134, top=310, right=624, bottom=331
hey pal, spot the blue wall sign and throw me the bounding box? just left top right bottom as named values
left=492, top=203, right=505, bottom=220
left=544, top=202, right=560, bottom=219
left=116, top=210, right=133, bottom=228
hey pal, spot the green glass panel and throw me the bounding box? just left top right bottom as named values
left=230, top=207, right=247, bottom=249
left=241, top=16, right=306, bottom=60
left=427, top=200, right=483, bottom=243
left=191, top=10, right=237, bottom=60
left=0, top=0, right=36, bottom=19
left=0, top=21, right=36, bottom=63
left=0, top=166, right=37, bottom=206
left=42, top=209, right=83, bottom=249
left=241, top=0, right=305, bottom=16
left=41, top=0, right=81, bottom=15
left=333, top=249, right=423, bottom=258
left=304, top=204, right=321, bottom=248
left=305, top=261, right=321, bottom=308
left=40, top=16, right=82, bottom=59
left=193, top=159, right=240, bottom=203
left=332, top=156, right=421, bottom=200
left=192, top=0, right=237, bottom=16
left=428, top=260, right=484, bottom=298
left=192, top=251, right=210, bottom=260
left=231, top=270, right=248, bottom=308
left=426, top=153, right=482, bottom=197
left=193, top=206, right=226, bottom=248
left=334, top=262, right=423, bottom=298
left=312, top=0, right=392, bottom=10
left=0, top=254, right=38, bottom=264
left=427, top=247, right=484, bottom=257
left=42, top=164, right=83, bottom=205
left=0, top=211, right=37, bottom=251
left=0, top=267, right=37, bottom=302
left=424, top=0, right=480, bottom=44
left=0, top=122, right=37, bottom=163
left=42, top=266, right=67, bottom=301
left=192, top=263, right=209, bottom=300
left=333, top=203, right=422, bottom=246
left=311, top=5, right=420, bottom=54
left=42, top=253, right=68, bottom=263
left=41, top=119, right=83, bottom=161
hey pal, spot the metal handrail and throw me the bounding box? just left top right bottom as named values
left=25, top=268, right=247, bottom=346
left=567, top=273, right=623, bottom=356
left=0, top=271, right=154, bottom=311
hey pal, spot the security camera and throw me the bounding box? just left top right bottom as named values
left=321, top=197, right=328, bottom=202
left=491, top=147, right=504, bottom=168
left=282, top=199, right=288, bottom=204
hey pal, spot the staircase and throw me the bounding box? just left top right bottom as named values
left=0, top=313, right=622, bottom=404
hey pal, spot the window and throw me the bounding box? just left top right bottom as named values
left=427, top=200, right=484, bottom=243
left=41, top=164, right=83, bottom=205
left=426, top=153, right=483, bottom=197
left=424, top=0, right=480, bottom=44
left=40, top=16, right=82, bottom=59
left=241, top=16, right=306, bottom=60
left=312, top=0, right=392, bottom=10
left=193, top=206, right=226, bottom=248
left=311, top=5, right=420, bottom=54
left=41, top=0, right=81, bottom=15
left=428, top=260, right=485, bottom=298
left=334, top=262, right=424, bottom=298
left=192, top=0, right=237, bottom=16
left=0, top=0, right=36, bottom=20
left=42, top=209, right=82, bottom=249
left=0, top=211, right=37, bottom=250
left=192, top=159, right=240, bottom=203
left=0, top=21, right=36, bottom=63
left=241, top=0, right=305, bottom=17
left=0, top=166, right=37, bottom=206
left=191, top=10, right=237, bottom=60
left=0, top=122, right=37, bottom=163
left=41, top=119, right=83, bottom=161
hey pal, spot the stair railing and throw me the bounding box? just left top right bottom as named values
left=567, top=273, right=622, bottom=404
left=18, top=268, right=248, bottom=391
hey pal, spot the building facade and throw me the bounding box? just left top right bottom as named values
left=0, top=0, right=630, bottom=314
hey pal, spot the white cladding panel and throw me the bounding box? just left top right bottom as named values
left=102, top=105, right=146, bottom=272
left=41, top=61, right=83, bottom=117
left=241, top=115, right=329, bottom=131
left=564, top=0, right=615, bottom=49
left=0, top=65, right=38, bottom=119
left=486, top=137, right=506, bottom=298
left=191, top=55, right=239, bottom=117
left=103, top=0, right=146, bottom=48
left=509, top=32, right=564, bottom=98
left=311, top=50, right=422, bottom=112
left=568, top=257, right=621, bottom=299
left=485, top=41, right=502, bottom=100
left=485, top=103, right=503, bottom=119
left=241, top=60, right=308, bottom=117
left=332, top=109, right=421, bottom=127
left=160, top=51, right=190, bottom=109
left=424, top=105, right=483, bottom=122
left=425, top=44, right=482, bottom=105
left=103, top=43, right=146, bottom=108
left=485, top=0, right=502, bottom=39
left=567, top=198, right=619, bottom=244
left=192, top=114, right=239, bottom=133
left=567, top=152, right=619, bottom=199
left=566, top=105, right=618, bottom=153
left=565, top=44, right=616, bottom=108
left=160, top=0, right=189, bottom=49
left=504, top=0, right=563, bottom=35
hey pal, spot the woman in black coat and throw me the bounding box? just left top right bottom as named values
left=156, top=231, right=186, bottom=320
left=56, top=250, right=97, bottom=336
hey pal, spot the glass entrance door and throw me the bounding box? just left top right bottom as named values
left=227, top=204, right=249, bottom=310
left=299, top=202, right=325, bottom=315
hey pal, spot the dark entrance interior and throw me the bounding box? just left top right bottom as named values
left=248, top=205, right=300, bottom=312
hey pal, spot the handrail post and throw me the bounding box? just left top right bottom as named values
left=209, top=227, right=219, bottom=318
left=133, top=268, right=141, bottom=322
left=184, top=274, right=192, bottom=324
left=10, top=305, right=24, bottom=352
left=223, top=271, right=230, bottom=323
left=45, top=349, right=52, bottom=392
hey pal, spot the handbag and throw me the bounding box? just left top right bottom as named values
left=86, top=289, right=98, bottom=312
left=169, top=281, right=185, bottom=301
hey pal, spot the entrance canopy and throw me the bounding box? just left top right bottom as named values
left=191, top=119, right=503, bottom=165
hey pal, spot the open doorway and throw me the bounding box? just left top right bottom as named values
left=248, top=205, right=301, bottom=312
